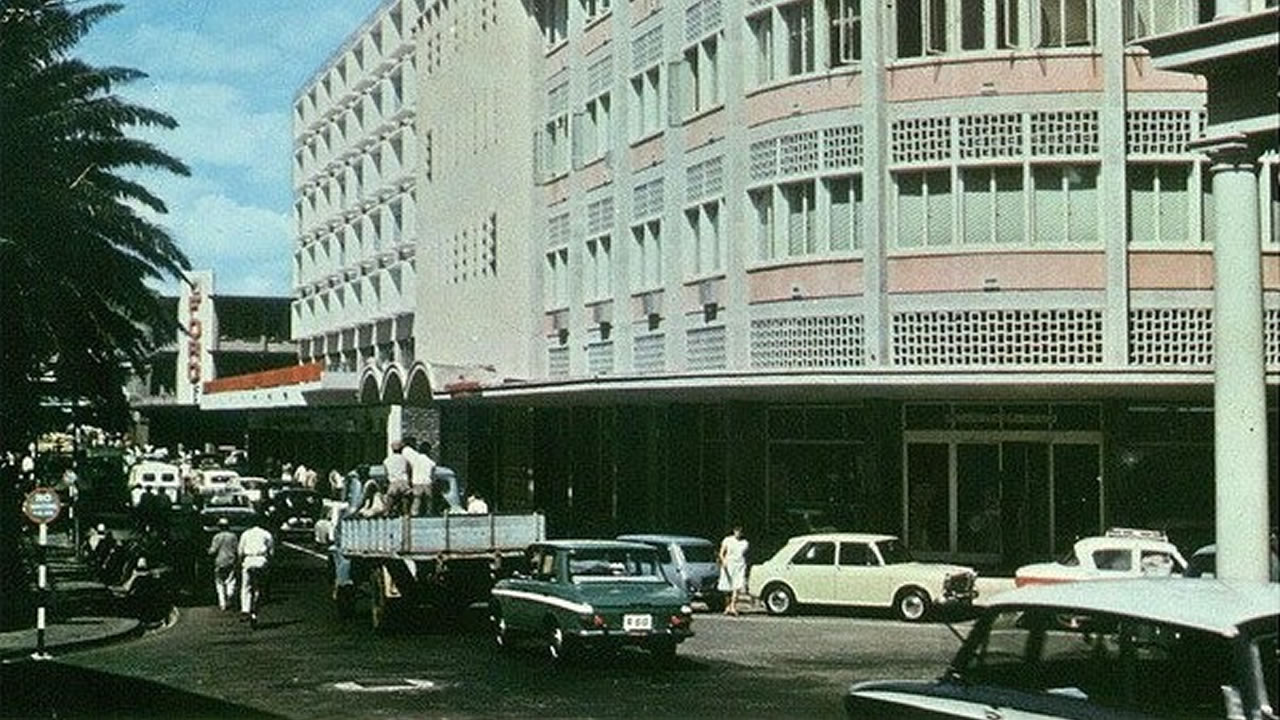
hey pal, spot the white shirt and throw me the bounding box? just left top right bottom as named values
left=403, top=447, right=436, bottom=488
left=466, top=496, right=489, bottom=514
left=384, top=452, right=409, bottom=484
left=238, top=526, right=274, bottom=557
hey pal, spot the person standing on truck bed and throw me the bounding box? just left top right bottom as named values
left=383, top=440, right=411, bottom=516
left=402, top=437, right=436, bottom=517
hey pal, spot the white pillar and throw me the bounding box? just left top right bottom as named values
left=1214, top=0, right=1249, bottom=20
left=1207, top=141, right=1271, bottom=582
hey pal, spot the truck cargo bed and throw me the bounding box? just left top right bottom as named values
left=338, top=513, right=545, bottom=558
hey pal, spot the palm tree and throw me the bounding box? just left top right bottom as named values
left=1, top=0, right=191, bottom=628
left=1, top=0, right=191, bottom=447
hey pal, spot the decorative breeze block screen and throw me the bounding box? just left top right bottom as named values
left=685, top=0, right=723, bottom=43
left=587, top=341, right=614, bottom=375
left=779, top=130, right=820, bottom=175
left=547, top=82, right=569, bottom=117
left=686, top=155, right=724, bottom=203
left=1030, top=111, right=1099, bottom=157
left=587, top=196, right=614, bottom=235
left=1267, top=309, right=1280, bottom=368
left=1126, top=110, right=1197, bottom=156
left=587, top=56, right=613, bottom=97
left=546, top=212, right=570, bottom=246
left=633, top=333, right=665, bottom=373
left=547, top=345, right=570, bottom=377
left=749, top=138, right=778, bottom=182
left=632, top=178, right=665, bottom=219
left=891, top=309, right=1104, bottom=366
left=687, top=325, right=727, bottom=370
left=752, top=124, right=863, bottom=183
left=446, top=212, right=499, bottom=284
left=959, top=114, right=1022, bottom=160
left=823, top=125, right=863, bottom=169
left=891, top=117, right=950, bottom=164
left=750, top=314, right=866, bottom=369
left=632, top=25, right=663, bottom=73
left=1128, top=308, right=1212, bottom=367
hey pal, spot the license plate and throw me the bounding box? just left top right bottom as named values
left=622, top=614, right=652, bottom=632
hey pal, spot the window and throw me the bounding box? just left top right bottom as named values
left=996, top=0, right=1021, bottom=48
left=632, top=221, right=662, bottom=290
left=754, top=177, right=863, bottom=260
left=827, top=176, right=864, bottom=251
left=960, top=0, right=985, bottom=50
left=544, top=114, right=570, bottom=178
left=751, top=189, right=775, bottom=259
left=792, top=541, right=836, bottom=565
left=545, top=247, right=569, bottom=309
left=895, top=170, right=953, bottom=247
left=1039, top=0, right=1093, bottom=48
left=586, top=235, right=612, bottom=299
left=630, top=65, right=663, bottom=140
left=685, top=201, right=722, bottom=276
left=1127, top=164, right=1190, bottom=246
left=540, top=0, right=568, bottom=45
left=684, top=33, right=723, bottom=116
left=838, top=542, right=876, bottom=566
left=1093, top=549, right=1131, bottom=571
left=783, top=1, right=815, bottom=76
left=582, top=93, right=611, bottom=162
left=750, top=13, right=775, bottom=85
left=1033, top=164, right=1098, bottom=245
left=784, top=181, right=818, bottom=255
left=962, top=166, right=1024, bottom=245
left=827, top=0, right=861, bottom=66
left=580, top=0, right=610, bottom=22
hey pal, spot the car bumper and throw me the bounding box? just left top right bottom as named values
left=939, top=589, right=979, bottom=605
left=568, top=627, right=694, bottom=645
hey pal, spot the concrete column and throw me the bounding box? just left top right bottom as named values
left=1206, top=140, right=1271, bottom=582
left=1215, top=0, right=1250, bottom=20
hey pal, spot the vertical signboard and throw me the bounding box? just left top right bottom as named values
left=176, top=270, right=217, bottom=405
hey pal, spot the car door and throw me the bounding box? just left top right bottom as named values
left=787, top=541, right=837, bottom=604
left=834, top=541, right=880, bottom=605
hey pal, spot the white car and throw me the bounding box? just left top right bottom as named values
left=127, top=460, right=182, bottom=506
left=1014, top=528, right=1187, bottom=588
left=196, top=468, right=242, bottom=497
left=748, top=533, right=978, bottom=621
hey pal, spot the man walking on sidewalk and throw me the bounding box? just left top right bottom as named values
left=207, top=518, right=238, bottom=611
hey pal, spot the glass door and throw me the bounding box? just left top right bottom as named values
left=956, top=443, right=1001, bottom=554
left=1052, top=443, right=1102, bottom=554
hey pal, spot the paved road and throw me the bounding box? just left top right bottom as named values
left=58, top=544, right=968, bottom=719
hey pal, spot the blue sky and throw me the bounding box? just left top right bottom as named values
left=78, top=0, right=386, bottom=297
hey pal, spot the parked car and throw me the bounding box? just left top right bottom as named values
left=845, top=578, right=1280, bottom=719
left=264, top=488, right=325, bottom=539
left=195, top=468, right=241, bottom=497
left=489, top=540, right=694, bottom=661
left=1185, top=543, right=1280, bottom=582
left=235, top=476, right=272, bottom=509
left=1015, top=528, right=1188, bottom=587
left=197, top=504, right=261, bottom=535
left=127, top=461, right=182, bottom=507
left=749, top=533, right=978, bottom=621
left=616, top=534, right=724, bottom=610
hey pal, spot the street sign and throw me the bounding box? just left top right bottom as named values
left=23, top=487, right=62, bottom=524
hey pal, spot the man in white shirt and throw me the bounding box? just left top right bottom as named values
left=237, top=520, right=274, bottom=621
left=383, top=440, right=410, bottom=516
left=401, top=437, right=436, bottom=517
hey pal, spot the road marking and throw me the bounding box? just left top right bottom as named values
left=330, top=678, right=439, bottom=693
left=282, top=541, right=328, bottom=560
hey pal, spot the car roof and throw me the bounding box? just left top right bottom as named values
left=783, top=532, right=899, bottom=544
left=984, top=578, right=1280, bottom=635
left=616, top=534, right=713, bottom=546
left=536, top=539, right=658, bottom=552
left=1074, top=536, right=1181, bottom=552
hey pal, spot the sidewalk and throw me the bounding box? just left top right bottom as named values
left=0, top=531, right=143, bottom=662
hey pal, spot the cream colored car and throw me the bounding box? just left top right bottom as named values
left=748, top=533, right=978, bottom=621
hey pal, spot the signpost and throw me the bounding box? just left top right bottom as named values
left=23, top=487, right=62, bottom=660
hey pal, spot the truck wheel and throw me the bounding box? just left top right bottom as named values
left=894, top=587, right=930, bottom=622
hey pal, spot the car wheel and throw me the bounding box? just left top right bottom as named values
left=763, top=584, right=796, bottom=616
left=894, top=587, right=930, bottom=622
left=545, top=620, right=571, bottom=662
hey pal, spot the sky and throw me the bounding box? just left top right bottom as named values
left=77, top=0, right=387, bottom=297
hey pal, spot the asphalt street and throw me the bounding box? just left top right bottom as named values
left=42, top=544, right=968, bottom=719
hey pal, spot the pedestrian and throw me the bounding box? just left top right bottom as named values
left=402, top=437, right=436, bottom=516
left=383, top=440, right=411, bottom=516
left=356, top=478, right=386, bottom=518
left=718, top=524, right=750, bottom=616
left=464, top=492, right=489, bottom=514
left=327, top=468, right=344, bottom=501
left=237, top=518, right=274, bottom=621
left=207, top=517, right=239, bottom=611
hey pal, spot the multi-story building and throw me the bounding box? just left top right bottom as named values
left=280, top=0, right=1279, bottom=570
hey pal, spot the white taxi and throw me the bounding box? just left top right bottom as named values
left=748, top=533, right=978, bottom=621
left=1014, top=528, right=1188, bottom=587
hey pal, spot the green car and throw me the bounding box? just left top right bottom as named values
left=490, top=540, right=694, bottom=661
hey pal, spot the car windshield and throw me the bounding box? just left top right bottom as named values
left=568, top=548, right=663, bottom=582
left=876, top=539, right=912, bottom=564
left=956, top=607, right=1242, bottom=718
left=681, top=544, right=716, bottom=563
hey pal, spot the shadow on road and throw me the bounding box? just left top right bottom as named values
left=0, top=660, right=284, bottom=719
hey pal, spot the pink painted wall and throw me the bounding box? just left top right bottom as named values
left=1128, top=251, right=1214, bottom=289
left=582, top=15, right=612, bottom=57
left=746, top=73, right=861, bottom=128
left=747, top=259, right=864, bottom=303
left=545, top=43, right=568, bottom=79
left=544, top=175, right=570, bottom=207
left=887, top=54, right=1105, bottom=102
left=681, top=276, right=727, bottom=312
left=629, top=134, right=664, bottom=171
left=1124, top=53, right=1207, bottom=92
left=685, top=107, right=725, bottom=151
left=629, top=0, right=661, bottom=25
left=1265, top=254, right=1280, bottom=289
left=887, top=252, right=1105, bottom=293
left=630, top=289, right=664, bottom=318
left=579, top=157, right=611, bottom=192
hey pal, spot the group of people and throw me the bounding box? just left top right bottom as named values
left=354, top=437, right=489, bottom=518
left=83, top=523, right=170, bottom=624
left=205, top=516, right=274, bottom=624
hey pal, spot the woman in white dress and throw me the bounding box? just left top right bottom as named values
left=718, top=525, right=749, bottom=616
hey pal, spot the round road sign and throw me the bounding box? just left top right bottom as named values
left=23, top=487, right=62, bottom=524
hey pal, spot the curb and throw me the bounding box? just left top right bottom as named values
left=0, top=617, right=146, bottom=663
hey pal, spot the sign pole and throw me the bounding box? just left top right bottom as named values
left=34, top=521, right=50, bottom=660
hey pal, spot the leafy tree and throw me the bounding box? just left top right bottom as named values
left=1, top=0, right=190, bottom=628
